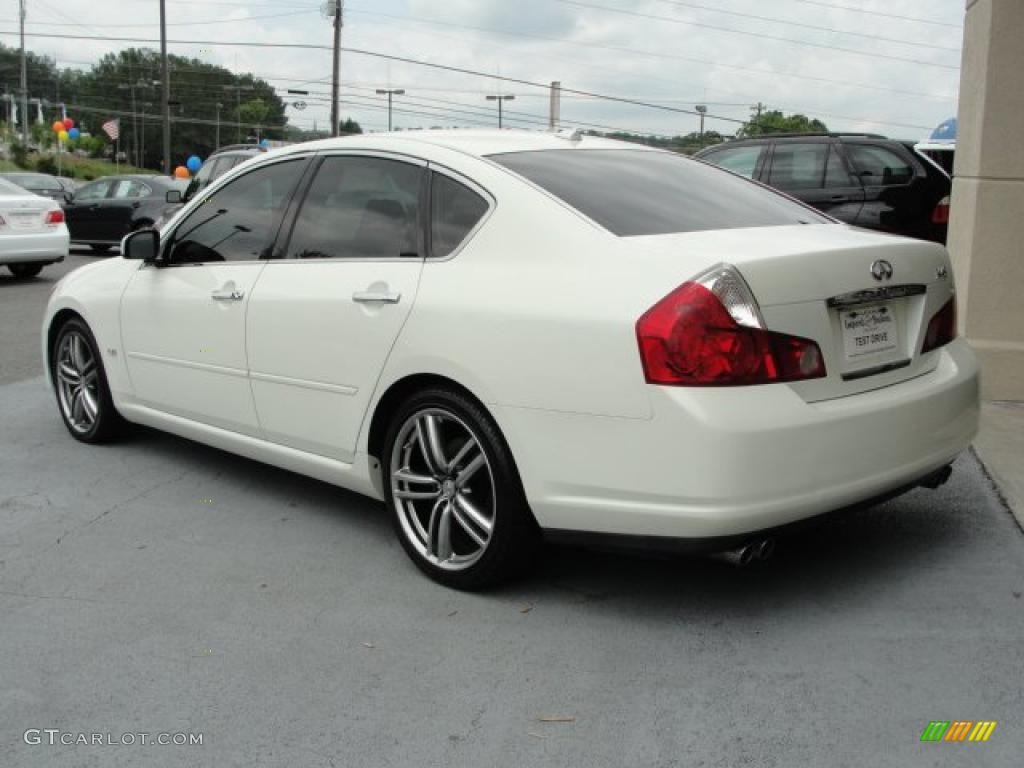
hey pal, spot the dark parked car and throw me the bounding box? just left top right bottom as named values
left=1, top=172, right=71, bottom=205
left=153, top=144, right=267, bottom=229
left=695, top=133, right=952, bottom=243
left=63, top=175, right=188, bottom=253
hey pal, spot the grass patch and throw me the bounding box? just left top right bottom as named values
left=2, top=153, right=152, bottom=180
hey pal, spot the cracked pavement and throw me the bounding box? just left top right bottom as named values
left=1, top=254, right=1023, bottom=766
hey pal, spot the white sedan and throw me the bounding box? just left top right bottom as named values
left=41, top=130, right=979, bottom=588
left=0, top=177, right=69, bottom=278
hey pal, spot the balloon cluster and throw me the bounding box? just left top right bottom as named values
left=51, top=117, right=79, bottom=142
left=174, top=155, right=204, bottom=179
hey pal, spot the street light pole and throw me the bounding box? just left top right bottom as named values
left=159, top=0, right=170, bottom=175
left=19, top=0, right=28, bottom=146
left=375, top=88, right=405, bottom=132
left=485, top=94, right=515, bottom=129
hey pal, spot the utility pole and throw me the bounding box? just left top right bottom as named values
left=19, top=0, right=28, bottom=146
left=215, top=102, right=222, bottom=149
left=548, top=81, right=561, bottom=130
left=695, top=104, right=707, bottom=148
left=223, top=83, right=253, bottom=142
left=118, top=82, right=139, bottom=166
left=159, top=0, right=171, bottom=175
left=375, top=88, right=404, bottom=132
left=485, top=94, right=514, bottom=129
left=330, top=0, right=343, bottom=137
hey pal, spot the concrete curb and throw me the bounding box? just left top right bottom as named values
left=972, top=401, right=1024, bottom=532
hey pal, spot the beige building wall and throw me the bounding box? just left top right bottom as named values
left=947, top=0, right=1024, bottom=401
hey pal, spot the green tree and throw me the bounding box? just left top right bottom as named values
left=737, top=109, right=828, bottom=138
left=339, top=118, right=363, bottom=135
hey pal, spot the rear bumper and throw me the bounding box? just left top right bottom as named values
left=0, top=228, right=70, bottom=264
left=496, top=338, right=979, bottom=540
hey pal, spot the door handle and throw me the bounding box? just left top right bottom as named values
left=211, top=289, right=245, bottom=301
left=352, top=290, right=401, bottom=304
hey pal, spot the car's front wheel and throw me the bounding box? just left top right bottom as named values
left=383, top=387, right=538, bottom=589
left=7, top=263, right=44, bottom=278
left=52, top=318, right=125, bottom=443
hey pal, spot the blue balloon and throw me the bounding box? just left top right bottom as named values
left=186, top=155, right=203, bottom=173
left=67, top=127, right=80, bottom=140
left=259, top=138, right=270, bottom=149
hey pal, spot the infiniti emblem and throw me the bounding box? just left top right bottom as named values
left=870, top=259, right=894, bottom=281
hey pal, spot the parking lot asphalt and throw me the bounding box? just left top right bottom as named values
left=1, top=255, right=1023, bottom=767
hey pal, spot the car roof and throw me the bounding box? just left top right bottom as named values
left=269, top=129, right=659, bottom=161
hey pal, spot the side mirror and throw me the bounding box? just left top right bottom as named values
left=64, top=191, right=73, bottom=204
left=122, top=228, right=160, bottom=262
left=165, top=189, right=182, bottom=203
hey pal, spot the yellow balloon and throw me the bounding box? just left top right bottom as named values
left=58, top=130, right=69, bottom=142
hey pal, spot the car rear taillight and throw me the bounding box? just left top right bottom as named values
left=922, top=297, right=957, bottom=353
left=45, top=209, right=65, bottom=226
left=931, top=195, right=950, bottom=225
left=636, top=265, right=826, bottom=386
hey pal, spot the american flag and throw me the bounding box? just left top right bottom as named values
left=101, top=118, right=120, bottom=141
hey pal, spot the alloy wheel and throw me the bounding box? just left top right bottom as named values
left=56, top=331, right=101, bottom=434
left=389, top=408, right=496, bottom=571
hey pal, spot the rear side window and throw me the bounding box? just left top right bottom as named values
left=286, top=156, right=422, bottom=260
left=824, top=146, right=856, bottom=188
left=768, top=143, right=830, bottom=191
left=701, top=145, right=763, bottom=179
left=844, top=144, right=915, bottom=186
left=431, top=173, right=488, bottom=258
left=490, top=149, right=827, bottom=237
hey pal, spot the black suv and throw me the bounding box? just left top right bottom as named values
left=695, top=134, right=951, bottom=243
left=156, top=144, right=267, bottom=228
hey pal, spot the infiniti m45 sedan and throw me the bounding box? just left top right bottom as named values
left=42, top=130, right=979, bottom=588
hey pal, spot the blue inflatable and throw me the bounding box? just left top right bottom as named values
left=930, top=118, right=957, bottom=143
left=186, top=155, right=203, bottom=173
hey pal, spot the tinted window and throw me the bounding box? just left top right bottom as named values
left=768, top=143, right=829, bottom=191
left=703, top=145, right=763, bottom=179
left=490, top=149, right=827, bottom=237
left=7, top=173, right=62, bottom=191
left=74, top=180, right=113, bottom=201
left=431, top=173, right=488, bottom=258
left=845, top=144, right=914, bottom=186
left=286, top=156, right=422, bottom=260
left=824, top=146, right=856, bottom=188
left=0, top=178, right=28, bottom=196
left=168, top=160, right=305, bottom=264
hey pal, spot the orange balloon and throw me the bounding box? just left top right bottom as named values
left=174, top=165, right=190, bottom=179
left=52, top=121, right=65, bottom=133
left=63, top=118, right=75, bottom=130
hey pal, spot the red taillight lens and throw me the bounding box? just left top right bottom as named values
left=922, top=297, right=957, bottom=353
left=45, top=209, right=65, bottom=225
left=931, top=195, right=950, bottom=225
left=636, top=282, right=826, bottom=386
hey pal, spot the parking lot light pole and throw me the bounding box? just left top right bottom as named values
left=485, top=94, right=515, bottom=129
left=375, top=88, right=405, bottom=132
left=696, top=104, right=708, bottom=148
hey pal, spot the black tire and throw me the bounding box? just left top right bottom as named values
left=382, top=387, right=539, bottom=590
left=51, top=317, right=127, bottom=443
left=7, top=263, right=44, bottom=278
left=89, top=244, right=112, bottom=254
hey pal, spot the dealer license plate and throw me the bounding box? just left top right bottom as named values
left=841, top=304, right=898, bottom=359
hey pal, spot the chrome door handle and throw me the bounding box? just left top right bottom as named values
left=211, top=289, right=245, bottom=301
left=352, top=290, right=401, bottom=304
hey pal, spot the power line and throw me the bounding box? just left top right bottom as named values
left=16, top=8, right=319, bottom=28
left=552, top=0, right=959, bottom=70
left=343, top=6, right=957, bottom=102
left=786, top=0, right=963, bottom=29
left=647, top=0, right=960, bottom=52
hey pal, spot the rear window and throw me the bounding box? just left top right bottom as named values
left=489, top=149, right=828, bottom=237
left=8, top=173, right=61, bottom=191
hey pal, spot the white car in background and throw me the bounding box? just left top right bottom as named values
left=41, top=130, right=979, bottom=589
left=0, top=177, right=69, bottom=278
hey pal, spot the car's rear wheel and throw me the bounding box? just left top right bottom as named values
left=89, top=244, right=112, bottom=254
left=7, top=263, right=44, bottom=278
left=52, top=318, right=125, bottom=443
left=383, top=387, right=538, bottom=589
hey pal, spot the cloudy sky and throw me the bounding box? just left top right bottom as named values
left=5, top=0, right=965, bottom=140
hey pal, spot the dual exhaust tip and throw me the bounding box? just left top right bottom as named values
left=712, top=537, right=775, bottom=567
